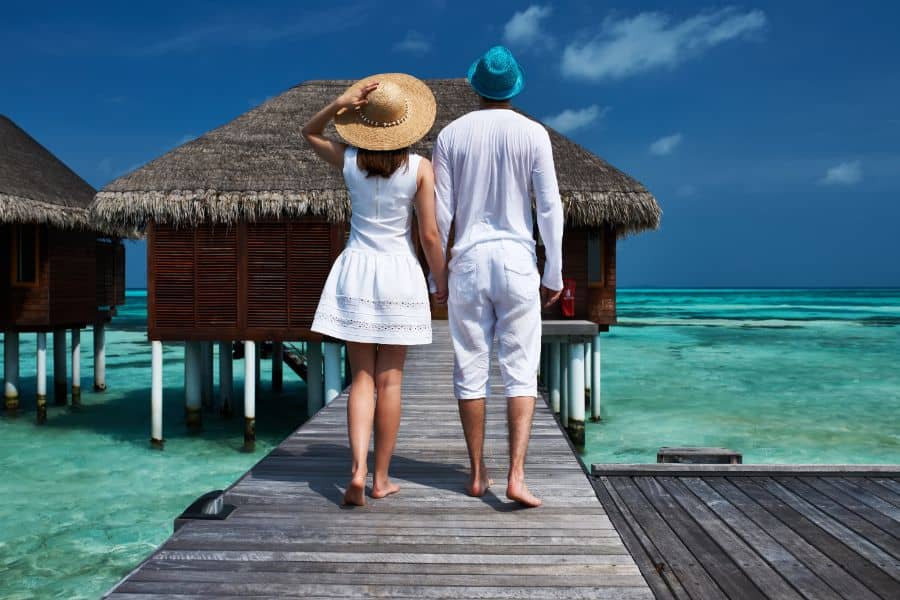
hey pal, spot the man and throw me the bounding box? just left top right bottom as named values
left=431, top=46, right=564, bottom=508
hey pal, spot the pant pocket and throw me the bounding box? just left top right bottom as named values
left=503, top=256, right=539, bottom=302
left=449, top=260, right=478, bottom=305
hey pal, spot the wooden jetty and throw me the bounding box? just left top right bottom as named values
left=104, top=322, right=653, bottom=599
left=593, top=464, right=900, bottom=599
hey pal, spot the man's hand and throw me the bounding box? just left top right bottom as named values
left=540, top=285, right=562, bottom=308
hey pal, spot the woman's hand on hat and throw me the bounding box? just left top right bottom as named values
left=336, top=82, right=379, bottom=111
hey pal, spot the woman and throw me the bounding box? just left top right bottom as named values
left=302, top=73, right=448, bottom=506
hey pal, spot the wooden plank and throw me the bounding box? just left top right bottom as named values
left=874, top=477, right=900, bottom=499
left=633, top=476, right=766, bottom=599
left=593, top=464, right=900, bottom=477
left=681, top=477, right=843, bottom=600
left=656, top=476, right=802, bottom=599
left=800, top=477, right=900, bottom=541
left=608, top=477, right=725, bottom=600
left=104, top=321, right=650, bottom=598
left=592, top=477, right=688, bottom=600
left=732, top=477, right=900, bottom=598
left=704, top=477, right=881, bottom=600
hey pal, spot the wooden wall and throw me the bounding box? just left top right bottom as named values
left=0, top=224, right=100, bottom=331
left=148, top=219, right=344, bottom=341
left=96, top=239, right=126, bottom=312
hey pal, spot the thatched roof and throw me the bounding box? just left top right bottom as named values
left=0, top=115, right=104, bottom=231
left=94, top=79, right=660, bottom=235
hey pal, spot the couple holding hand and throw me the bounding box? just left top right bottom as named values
left=302, top=46, right=563, bottom=507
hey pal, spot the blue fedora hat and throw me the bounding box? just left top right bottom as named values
left=467, top=46, right=525, bottom=101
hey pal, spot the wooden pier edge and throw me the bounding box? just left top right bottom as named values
left=592, top=463, right=900, bottom=477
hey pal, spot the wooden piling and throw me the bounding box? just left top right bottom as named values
left=243, top=341, right=256, bottom=452
left=560, top=341, right=569, bottom=428
left=591, top=333, right=601, bottom=422
left=549, top=340, right=561, bottom=413
left=71, top=329, right=81, bottom=406
left=150, top=340, right=164, bottom=449
left=272, top=341, right=283, bottom=391
left=218, top=341, right=233, bottom=418
left=184, top=342, right=202, bottom=432
left=93, top=319, right=106, bottom=391
left=323, top=342, right=342, bottom=406
left=53, top=329, right=67, bottom=405
left=306, top=341, right=323, bottom=416
left=36, top=332, right=47, bottom=423
left=567, top=341, right=586, bottom=447
left=3, top=331, right=19, bottom=412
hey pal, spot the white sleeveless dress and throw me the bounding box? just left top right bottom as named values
left=311, top=147, right=432, bottom=345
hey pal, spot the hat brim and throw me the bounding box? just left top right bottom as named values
left=466, top=60, right=525, bottom=101
left=334, top=73, right=436, bottom=152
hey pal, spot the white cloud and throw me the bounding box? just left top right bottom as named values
left=562, top=8, right=766, bottom=81
left=393, top=30, right=432, bottom=54
left=821, top=160, right=862, bottom=185
left=503, top=5, right=553, bottom=49
left=650, top=133, right=683, bottom=156
left=543, top=105, right=606, bottom=133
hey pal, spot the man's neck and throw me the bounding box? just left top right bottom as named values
left=479, top=99, right=512, bottom=110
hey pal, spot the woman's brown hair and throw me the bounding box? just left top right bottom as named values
left=356, top=147, right=410, bottom=178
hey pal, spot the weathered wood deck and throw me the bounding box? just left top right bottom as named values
left=592, top=465, right=900, bottom=599
left=105, top=322, right=651, bottom=599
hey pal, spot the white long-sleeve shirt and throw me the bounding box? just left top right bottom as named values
left=431, top=108, right=564, bottom=292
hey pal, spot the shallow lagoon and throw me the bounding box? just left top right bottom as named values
left=1, top=289, right=899, bottom=598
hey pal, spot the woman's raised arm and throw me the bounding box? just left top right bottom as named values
left=301, top=83, right=379, bottom=168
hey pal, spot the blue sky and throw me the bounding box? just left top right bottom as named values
left=3, top=1, right=899, bottom=287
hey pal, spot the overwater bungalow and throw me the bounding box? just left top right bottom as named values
left=1, top=116, right=126, bottom=422
left=90, top=78, right=660, bottom=450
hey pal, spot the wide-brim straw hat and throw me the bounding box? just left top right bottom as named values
left=334, top=73, right=436, bottom=151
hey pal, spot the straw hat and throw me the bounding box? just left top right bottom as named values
left=334, top=73, right=436, bottom=151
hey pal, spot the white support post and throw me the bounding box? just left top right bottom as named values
left=200, top=342, right=214, bottom=411
left=549, top=341, right=561, bottom=413
left=560, top=341, right=569, bottom=428
left=151, top=341, right=164, bottom=449
left=3, top=331, right=20, bottom=412
left=36, top=332, right=47, bottom=423
left=584, top=338, right=592, bottom=398
left=53, top=329, right=67, bottom=405
left=306, top=341, right=323, bottom=416
left=243, top=341, right=256, bottom=452
left=272, top=342, right=283, bottom=392
left=324, top=342, right=342, bottom=405
left=93, top=320, right=106, bottom=391
left=567, top=341, right=586, bottom=447
left=591, top=334, right=602, bottom=422
left=218, top=341, right=233, bottom=418
left=184, top=342, right=202, bottom=431
left=71, top=329, right=81, bottom=406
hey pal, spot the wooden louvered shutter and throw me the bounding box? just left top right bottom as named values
left=196, top=225, right=238, bottom=327
left=151, top=224, right=195, bottom=330
left=247, top=222, right=289, bottom=329
left=288, top=221, right=333, bottom=329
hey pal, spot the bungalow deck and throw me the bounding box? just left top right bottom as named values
left=104, top=321, right=652, bottom=599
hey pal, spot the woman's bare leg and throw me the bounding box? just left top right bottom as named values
left=344, top=342, right=376, bottom=506
left=371, top=344, right=406, bottom=498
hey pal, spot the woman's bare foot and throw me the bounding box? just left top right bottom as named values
left=465, top=468, right=493, bottom=497
left=507, top=476, right=542, bottom=508
left=342, top=475, right=367, bottom=507
left=371, top=477, right=400, bottom=499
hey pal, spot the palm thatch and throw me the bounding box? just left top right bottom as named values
left=0, top=115, right=100, bottom=231
left=94, top=79, right=660, bottom=235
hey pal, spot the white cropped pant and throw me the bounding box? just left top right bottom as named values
left=448, top=239, right=542, bottom=400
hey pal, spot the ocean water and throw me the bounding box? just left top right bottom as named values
left=1, top=289, right=899, bottom=598
left=582, top=288, right=900, bottom=465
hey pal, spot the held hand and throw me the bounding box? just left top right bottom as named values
left=432, top=274, right=449, bottom=305
left=335, top=83, right=379, bottom=111
left=541, top=285, right=562, bottom=308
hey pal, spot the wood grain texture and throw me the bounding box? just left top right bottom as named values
left=105, top=321, right=651, bottom=599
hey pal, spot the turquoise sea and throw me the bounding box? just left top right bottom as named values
left=1, top=288, right=899, bottom=598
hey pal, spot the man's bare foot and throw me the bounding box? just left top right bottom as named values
left=465, top=468, right=493, bottom=497
left=371, top=477, right=400, bottom=499
left=507, top=476, right=542, bottom=508
left=342, top=475, right=367, bottom=506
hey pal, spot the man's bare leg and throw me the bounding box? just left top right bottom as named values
left=458, top=398, right=492, bottom=496
left=507, top=395, right=541, bottom=507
